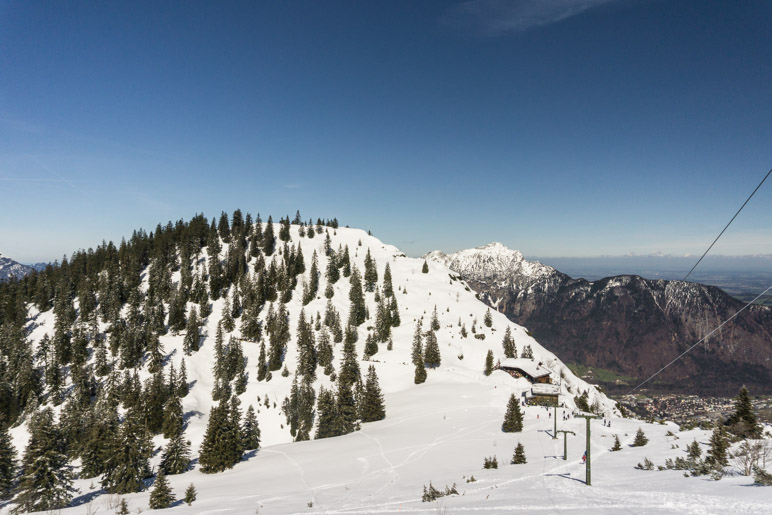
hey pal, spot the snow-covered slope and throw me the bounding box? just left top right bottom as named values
left=4, top=226, right=768, bottom=513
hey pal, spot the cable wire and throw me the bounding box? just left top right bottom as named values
left=683, top=167, right=771, bottom=283
left=630, top=283, right=772, bottom=393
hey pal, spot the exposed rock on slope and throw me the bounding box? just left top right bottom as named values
left=427, top=243, right=772, bottom=395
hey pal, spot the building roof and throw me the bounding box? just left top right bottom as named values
left=499, top=358, right=551, bottom=379
left=531, top=383, right=560, bottom=396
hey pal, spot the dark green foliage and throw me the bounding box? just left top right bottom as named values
left=335, top=375, right=358, bottom=436
left=484, top=350, right=494, bottom=376
left=574, top=391, right=590, bottom=412
left=241, top=405, right=261, bottom=450
left=314, top=387, right=338, bottom=439
left=117, top=498, right=130, bottom=515
left=184, top=483, right=197, bottom=505
left=611, top=434, right=622, bottom=451
left=411, top=322, right=423, bottom=366
left=382, top=263, right=393, bottom=297
left=501, top=326, right=516, bottom=358
left=423, top=330, right=441, bottom=368
left=521, top=344, right=533, bottom=359
left=177, top=359, right=189, bottom=397
left=302, top=251, right=320, bottom=305
left=726, top=385, right=762, bottom=438
left=502, top=394, right=523, bottom=432
left=268, top=301, right=290, bottom=371
left=421, top=481, right=458, bottom=502
left=283, top=377, right=316, bottom=442
left=754, top=466, right=772, bottom=486
left=511, top=442, right=527, bottom=464
left=361, top=365, right=385, bottom=423
left=278, top=216, right=291, bottom=242
left=706, top=421, right=729, bottom=467
left=0, top=424, right=17, bottom=499
left=160, top=432, right=191, bottom=475
left=295, top=309, right=317, bottom=380
left=317, top=329, right=333, bottom=373
left=363, top=249, right=377, bottom=292
left=257, top=340, right=267, bottom=381
left=632, top=427, right=648, bottom=447
left=339, top=331, right=360, bottom=387
left=348, top=267, right=366, bottom=326
left=422, top=260, right=429, bottom=273
left=14, top=408, right=76, bottom=513
left=364, top=332, right=378, bottom=359
left=199, top=400, right=243, bottom=473
left=262, top=216, right=276, bottom=256
left=149, top=470, right=175, bottom=509
left=687, top=439, right=702, bottom=461
left=183, top=306, right=202, bottom=354
left=484, top=308, right=493, bottom=327
left=483, top=456, right=498, bottom=469
left=430, top=306, right=440, bottom=331
left=102, top=410, right=152, bottom=494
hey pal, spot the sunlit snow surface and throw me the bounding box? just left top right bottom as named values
left=4, top=226, right=770, bottom=513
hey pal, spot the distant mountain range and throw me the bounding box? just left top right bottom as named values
left=427, top=243, right=772, bottom=396
left=0, top=253, right=47, bottom=282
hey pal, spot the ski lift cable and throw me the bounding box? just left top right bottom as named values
left=682, top=167, right=771, bottom=283
left=630, top=282, right=772, bottom=393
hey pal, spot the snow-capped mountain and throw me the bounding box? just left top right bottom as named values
left=0, top=253, right=35, bottom=282
left=426, top=243, right=772, bottom=395
left=1, top=219, right=769, bottom=514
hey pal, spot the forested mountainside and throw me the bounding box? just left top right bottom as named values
left=0, top=211, right=611, bottom=513
left=427, top=243, right=772, bottom=395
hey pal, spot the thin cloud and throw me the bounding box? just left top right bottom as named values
left=443, top=0, right=616, bottom=36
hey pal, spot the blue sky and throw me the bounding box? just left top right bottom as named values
left=0, top=0, right=770, bottom=264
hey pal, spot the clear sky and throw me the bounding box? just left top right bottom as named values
left=1, top=0, right=770, bottom=264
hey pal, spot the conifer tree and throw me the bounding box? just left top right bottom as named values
left=183, top=306, right=201, bottom=354
left=315, top=387, right=339, bottom=439
left=484, top=350, right=494, bottom=376
left=160, top=431, right=191, bottom=475
left=14, top=408, right=76, bottom=512
left=162, top=394, right=184, bottom=439
left=339, top=333, right=360, bottom=387
left=117, top=498, right=130, bottom=515
left=317, top=329, right=333, bottom=372
left=184, top=483, right=197, bottom=506
left=707, top=421, right=729, bottom=467
left=382, top=263, right=394, bottom=297
left=521, top=344, right=534, bottom=359
left=610, top=434, right=622, bottom=451
left=484, top=308, right=493, bottom=327
left=423, top=330, right=441, bottom=368
left=148, top=470, right=175, bottom=509
left=257, top=340, right=268, bottom=381
left=422, top=260, right=429, bottom=273
left=221, top=295, right=235, bottom=332
left=241, top=405, right=261, bottom=450
left=262, top=216, right=276, bottom=256
left=279, top=216, right=291, bottom=242
left=727, top=385, right=761, bottom=438
left=102, top=410, right=152, bottom=494
left=414, top=355, right=427, bottom=384
left=411, top=322, right=423, bottom=365
left=364, top=332, right=378, bottom=358
left=389, top=296, right=400, bottom=327
left=296, top=309, right=317, bottom=380
left=361, top=365, right=386, bottom=423
left=431, top=305, right=440, bottom=331
left=363, top=249, right=378, bottom=292
left=632, top=427, right=648, bottom=447
left=268, top=301, right=290, bottom=370
left=502, top=394, right=523, bottom=432
left=335, top=375, right=358, bottom=436
left=199, top=402, right=242, bottom=473
left=501, top=326, right=516, bottom=358
left=0, top=423, right=17, bottom=500
left=177, top=359, right=189, bottom=397
left=687, top=439, right=702, bottom=461
left=348, top=266, right=366, bottom=326
left=511, top=442, right=527, bottom=464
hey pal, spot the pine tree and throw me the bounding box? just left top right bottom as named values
left=707, top=421, right=729, bottom=467
left=184, top=483, right=197, bottom=506
left=14, top=408, right=76, bottom=512
left=363, top=249, right=378, bottom=292
left=348, top=266, right=366, bottom=326
left=521, top=344, right=534, bottom=359
left=484, top=350, right=494, bottom=376
left=414, top=352, right=427, bottom=384
left=241, top=405, right=261, bottom=450
left=430, top=305, right=440, bottom=331
left=511, top=442, right=527, bottom=464
left=422, top=260, right=429, bottom=273
left=502, top=394, right=523, bottom=432
left=423, top=330, right=441, bottom=368
left=183, top=306, right=201, bottom=354
left=339, top=330, right=360, bottom=387
left=632, top=427, right=648, bottom=447
left=160, top=431, right=191, bottom=475
left=221, top=294, right=235, bottom=332
left=257, top=339, right=268, bottom=381
left=315, top=387, right=339, bottom=439
left=484, top=308, right=493, bottom=327
left=117, top=498, right=130, bottom=515
left=382, top=263, right=394, bottom=297
left=102, top=410, right=152, bottom=494
left=501, top=326, right=516, bottom=358
left=610, top=434, right=622, bottom=451
left=687, top=439, right=702, bottom=461
left=162, top=394, right=184, bottom=439
left=0, top=424, right=17, bottom=500
left=727, top=385, right=761, bottom=438
left=361, top=365, right=386, bottom=423
left=199, top=401, right=242, bottom=473
left=148, top=470, right=175, bottom=509
left=178, top=359, right=189, bottom=397
left=335, top=376, right=358, bottom=436
left=411, top=322, right=423, bottom=365
left=296, top=309, right=317, bottom=380
left=262, top=216, right=276, bottom=255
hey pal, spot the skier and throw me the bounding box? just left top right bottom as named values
left=582, top=450, right=587, bottom=464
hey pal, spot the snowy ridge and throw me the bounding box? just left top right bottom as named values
left=425, top=242, right=555, bottom=285
left=0, top=252, right=34, bottom=282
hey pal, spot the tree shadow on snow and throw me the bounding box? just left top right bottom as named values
left=70, top=488, right=106, bottom=507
